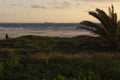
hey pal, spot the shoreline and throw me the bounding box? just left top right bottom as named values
left=0, top=30, right=92, bottom=39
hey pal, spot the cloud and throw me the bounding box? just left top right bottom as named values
left=53, top=6, right=64, bottom=9
left=70, top=0, right=120, bottom=2
left=30, top=1, right=73, bottom=9
left=29, top=0, right=118, bottom=10
left=10, top=4, right=23, bottom=7
left=31, top=5, right=47, bottom=9
left=48, top=0, right=61, bottom=5
left=80, top=0, right=120, bottom=2
left=62, top=1, right=73, bottom=8
left=63, top=1, right=72, bottom=5
left=41, top=0, right=73, bottom=9
left=52, top=1, right=73, bottom=9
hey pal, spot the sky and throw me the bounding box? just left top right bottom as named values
left=0, top=0, right=120, bottom=23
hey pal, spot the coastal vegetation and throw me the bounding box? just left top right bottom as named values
left=79, top=5, right=120, bottom=50
left=0, top=5, right=120, bottom=80
left=0, top=35, right=119, bottom=80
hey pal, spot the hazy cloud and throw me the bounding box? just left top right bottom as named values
left=53, top=1, right=73, bottom=9
left=31, top=5, right=47, bottom=9
left=10, top=4, right=23, bottom=7
left=29, top=0, right=73, bottom=9
left=48, top=0, right=61, bottom=5
left=53, top=6, right=64, bottom=9
left=63, top=1, right=72, bottom=5
left=2, top=0, right=118, bottom=10
left=80, top=0, right=120, bottom=2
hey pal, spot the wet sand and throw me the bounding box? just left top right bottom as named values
left=0, top=30, right=92, bottom=39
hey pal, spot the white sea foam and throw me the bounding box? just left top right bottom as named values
left=0, top=26, right=24, bottom=30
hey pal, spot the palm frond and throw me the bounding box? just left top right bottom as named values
left=79, top=5, right=120, bottom=42
left=117, top=20, right=120, bottom=36
left=80, top=21, right=108, bottom=34
left=89, top=10, right=111, bottom=33
left=79, top=21, right=109, bottom=38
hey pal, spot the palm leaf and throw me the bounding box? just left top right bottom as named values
left=80, top=21, right=108, bottom=35
left=79, top=21, right=109, bottom=39
left=79, top=5, right=120, bottom=43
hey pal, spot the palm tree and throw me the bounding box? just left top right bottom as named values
left=79, top=5, right=120, bottom=50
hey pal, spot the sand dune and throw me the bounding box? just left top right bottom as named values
left=0, top=30, right=92, bottom=39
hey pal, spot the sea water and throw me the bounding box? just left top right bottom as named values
left=0, top=23, right=91, bottom=38
left=0, top=23, right=79, bottom=31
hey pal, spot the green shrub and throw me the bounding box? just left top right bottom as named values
left=54, top=74, right=66, bottom=80
left=49, top=56, right=70, bottom=64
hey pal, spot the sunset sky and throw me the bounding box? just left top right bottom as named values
left=0, top=0, right=120, bottom=23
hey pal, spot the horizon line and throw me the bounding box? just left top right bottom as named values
left=0, top=22, right=80, bottom=24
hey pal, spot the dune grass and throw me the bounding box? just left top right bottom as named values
left=0, top=50, right=120, bottom=80
left=0, top=35, right=120, bottom=80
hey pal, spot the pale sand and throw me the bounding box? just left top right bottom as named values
left=0, top=30, right=92, bottom=39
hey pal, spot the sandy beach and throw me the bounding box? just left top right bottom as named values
left=0, top=30, right=92, bottom=39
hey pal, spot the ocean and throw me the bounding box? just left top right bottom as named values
left=0, top=23, right=79, bottom=31
left=0, top=23, right=91, bottom=38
